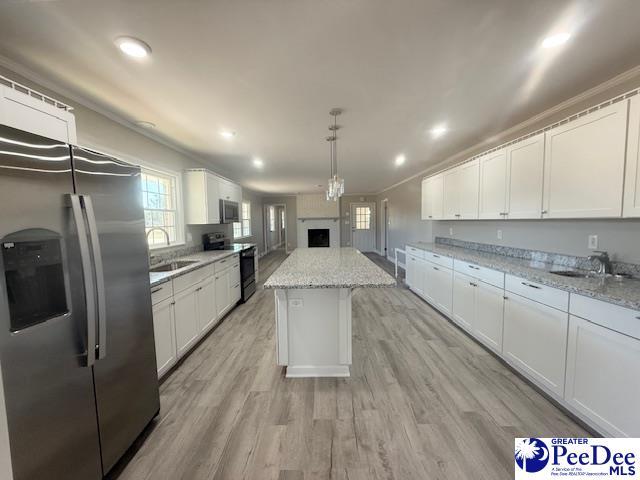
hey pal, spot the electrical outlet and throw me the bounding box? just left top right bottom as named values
left=449, top=227, right=453, bottom=236
left=186, top=232, right=193, bottom=242
left=289, top=299, right=304, bottom=308
left=497, top=229, right=503, bottom=240
left=588, top=235, right=598, bottom=250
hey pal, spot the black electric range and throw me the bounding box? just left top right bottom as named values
left=203, top=233, right=256, bottom=302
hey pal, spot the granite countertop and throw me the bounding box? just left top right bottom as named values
left=263, top=247, right=397, bottom=289
left=406, top=242, right=640, bottom=311
left=149, top=245, right=255, bottom=287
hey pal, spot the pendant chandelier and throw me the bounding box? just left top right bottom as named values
left=326, top=108, right=344, bottom=201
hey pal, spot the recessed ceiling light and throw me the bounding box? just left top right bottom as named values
left=135, top=120, right=155, bottom=129
left=253, top=157, right=264, bottom=168
left=395, top=154, right=406, bottom=166
left=542, top=32, right=571, bottom=49
left=430, top=124, right=448, bottom=138
left=220, top=130, right=235, bottom=139
left=115, top=36, right=151, bottom=59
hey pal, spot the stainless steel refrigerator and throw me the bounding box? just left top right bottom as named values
left=0, top=124, right=160, bottom=479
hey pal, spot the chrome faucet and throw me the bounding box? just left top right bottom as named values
left=588, top=250, right=612, bottom=276
left=146, top=227, right=170, bottom=246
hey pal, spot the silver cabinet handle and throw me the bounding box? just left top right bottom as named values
left=469, top=282, right=478, bottom=287
left=83, top=195, right=107, bottom=360
left=428, top=215, right=433, bottom=218
left=541, top=210, right=548, bottom=214
left=234, top=283, right=240, bottom=288
left=433, top=266, right=440, bottom=271
left=521, top=281, right=541, bottom=289
left=432, top=254, right=440, bottom=258
left=503, top=296, right=509, bottom=300
left=70, top=195, right=96, bottom=368
left=468, top=265, right=480, bottom=270
left=151, top=287, right=162, bottom=294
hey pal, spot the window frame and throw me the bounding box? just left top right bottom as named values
left=233, top=200, right=252, bottom=240
left=139, top=164, right=185, bottom=250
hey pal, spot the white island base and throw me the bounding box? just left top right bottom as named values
left=274, top=288, right=352, bottom=377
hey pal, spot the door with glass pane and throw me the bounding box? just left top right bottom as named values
left=350, top=203, right=375, bottom=252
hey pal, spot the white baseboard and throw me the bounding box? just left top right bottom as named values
left=285, top=365, right=350, bottom=378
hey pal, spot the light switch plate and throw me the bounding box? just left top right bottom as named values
left=588, top=235, right=598, bottom=250
left=497, top=229, right=503, bottom=240
left=449, top=227, right=453, bottom=236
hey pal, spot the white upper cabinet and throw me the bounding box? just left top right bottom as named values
left=478, top=149, right=507, bottom=219
left=184, top=170, right=242, bottom=224
left=442, top=160, right=479, bottom=220
left=1, top=83, right=77, bottom=144
left=505, top=133, right=544, bottom=219
left=421, top=174, right=444, bottom=220
left=624, top=95, right=640, bottom=217
left=543, top=101, right=628, bottom=218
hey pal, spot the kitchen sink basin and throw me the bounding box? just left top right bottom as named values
left=550, top=270, right=591, bottom=278
left=150, top=260, right=198, bottom=273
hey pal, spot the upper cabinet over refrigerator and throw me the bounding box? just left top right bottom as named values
left=543, top=101, right=628, bottom=219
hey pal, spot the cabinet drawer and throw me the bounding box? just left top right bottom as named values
left=150, top=281, right=173, bottom=305
left=173, top=265, right=214, bottom=294
left=570, top=294, right=640, bottom=340
left=214, top=254, right=239, bottom=273
left=454, top=259, right=505, bottom=288
left=406, top=245, right=425, bottom=259
left=424, top=251, right=453, bottom=269
left=505, top=274, right=568, bottom=311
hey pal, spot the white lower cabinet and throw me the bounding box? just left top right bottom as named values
left=425, top=262, right=452, bottom=316
left=174, top=284, right=200, bottom=358
left=406, top=254, right=426, bottom=298
left=152, top=296, right=177, bottom=378
left=452, top=271, right=475, bottom=332
left=215, top=269, right=231, bottom=318
left=452, top=271, right=504, bottom=352
left=503, top=293, right=568, bottom=397
left=565, top=315, right=640, bottom=437
left=474, top=281, right=504, bottom=353
left=197, top=277, right=217, bottom=334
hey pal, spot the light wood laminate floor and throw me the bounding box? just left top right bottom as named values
left=113, top=251, right=587, bottom=480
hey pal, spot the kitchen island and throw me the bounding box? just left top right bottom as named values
left=264, top=248, right=396, bottom=377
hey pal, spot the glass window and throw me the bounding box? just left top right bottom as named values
left=281, top=210, right=285, bottom=229
left=269, top=206, right=275, bottom=232
left=141, top=168, right=182, bottom=248
left=233, top=201, right=251, bottom=239
left=355, top=206, right=371, bottom=230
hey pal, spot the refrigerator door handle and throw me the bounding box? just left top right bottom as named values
left=83, top=195, right=107, bottom=360
left=70, top=194, right=97, bottom=367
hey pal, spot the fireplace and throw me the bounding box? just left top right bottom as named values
left=308, top=229, right=330, bottom=248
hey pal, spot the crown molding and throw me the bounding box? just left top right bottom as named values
left=376, top=64, right=640, bottom=195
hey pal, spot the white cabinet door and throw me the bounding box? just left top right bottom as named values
left=503, top=293, right=568, bottom=397
left=215, top=269, right=230, bottom=318
left=543, top=101, right=627, bottom=218
left=174, top=284, right=200, bottom=358
left=624, top=95, right=640, bottom=217
left=421, top=178, right=429, bottom=220
left=229, top=263, right=241, bottom=305
left=458, top=160, right=480, bottom=219
left=406, top=254, right=425, bottom=297
left=206, top=173, right=221, bottom=224
left=506, top=133, right=544, bottom=219
left=475, top=281, right=504, bottom=354
left=1, top=85, right=77, bottom=143
left=427, top=263, right=452, bottom=316
left=197, top=278, right=217, bottom=334
left=406, top=254, right=418, bottom=289
left=442, top=168, right=460, bottom=220
left=565, top=315, right=640, bottom=437
left=478, top=149, right=507, bottom=219
left=452, top=271, right=475, bottom=331
left=152, top=297, right=177, bottom=378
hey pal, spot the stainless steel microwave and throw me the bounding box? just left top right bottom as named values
left=219, top=199, right=240, bottom=223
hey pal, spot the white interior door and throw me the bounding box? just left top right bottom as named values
left=351, top=203, right=376, bottom=252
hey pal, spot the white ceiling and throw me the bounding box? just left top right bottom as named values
left=0, top=0, right=639, bottom=194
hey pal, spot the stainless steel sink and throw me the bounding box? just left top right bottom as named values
left=150, top=260, right=198, bottom=273
left=550, top=270, right=591, bottom=278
